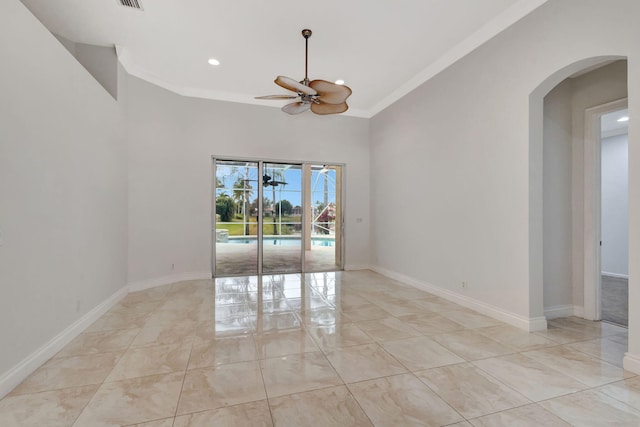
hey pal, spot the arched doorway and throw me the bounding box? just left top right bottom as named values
left=528, top=56, right=628, bottom=327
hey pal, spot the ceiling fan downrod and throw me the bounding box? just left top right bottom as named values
left=302, top=29, right=312, bottom=86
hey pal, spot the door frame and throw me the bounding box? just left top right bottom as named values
left=211, top=156, right=346, bottom=277
left=583, top=98, right=628, bottom=320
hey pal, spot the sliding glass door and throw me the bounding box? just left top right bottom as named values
left=305, top=164, right=342, bottom=272
left=214, top=160, right=259, bottom=276
left=262, top=163, right=303, bottom=274
left=213, top=158, right=343, bottom=276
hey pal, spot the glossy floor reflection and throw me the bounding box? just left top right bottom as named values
left=1, top=271, right=637, bottom=426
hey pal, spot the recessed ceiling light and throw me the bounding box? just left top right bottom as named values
left=335, top=79, right=345, bottom=85
left=208, top=58, right=220, bottom=66
left=617, top=116, right=629, bottom=122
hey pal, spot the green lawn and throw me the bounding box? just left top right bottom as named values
left=215, top=223, right=246, bottom=235
left=216, top=216, right=302, bottom=236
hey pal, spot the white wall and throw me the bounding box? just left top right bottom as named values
left=126, top=76, right=371, bottom=286
left=0, top=0, right=127, bottom=385
left=543, top=79, right=573, bottom=310
left=601, top=133, right=629, bottom=276
left=74, top=43, right=118, bottom=100
left=53, top=34, right=119, bottom=100
left=370, top=0, right=639, bottom=332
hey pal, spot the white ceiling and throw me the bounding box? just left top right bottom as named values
left=20, top=0, right=548, bottom=117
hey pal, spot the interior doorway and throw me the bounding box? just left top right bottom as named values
left=212, top=158, right=344, bottom=276
left=583, top=98, right=628, bottom=323
left=599, top=108, right=629, bottom=326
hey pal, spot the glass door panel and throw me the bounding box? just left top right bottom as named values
left=305, top=165, right=342, bottom=272
left=214, top=160, right=259, bottom=276
left=213, top=159, right=343, bottom=277
left=262, top=163, right=302, bottom=274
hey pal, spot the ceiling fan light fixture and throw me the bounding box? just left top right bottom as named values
left=207, top=58, right=220, bottom=66
left=335, top=79, right=345, bottom=85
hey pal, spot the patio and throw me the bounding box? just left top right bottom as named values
left=215, top=241, right=339, bottom=276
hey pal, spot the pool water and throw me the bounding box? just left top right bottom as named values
left=227, top=238, right=334, bottom=247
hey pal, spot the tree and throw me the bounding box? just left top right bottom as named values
left=275, top=199, right=293, bottom=216
left=250, top=196, right=271, bottom=216
left=234, top=166, right=255, bottom=234
left=232, top=178, right=254, bottom=217
left=215, top=193, right=235, bottom=222
left=215, top=173, right=225, bottom=189
left=266, top=168, right=287, bottom=235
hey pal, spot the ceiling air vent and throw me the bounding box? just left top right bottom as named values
left=118, top=0, right=143, bottom=10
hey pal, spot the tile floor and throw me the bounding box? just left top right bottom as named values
left=0, top=270, right=637, bottom=426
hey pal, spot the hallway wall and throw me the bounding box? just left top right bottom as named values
left=542, top=80, right=573, bottom=313
left=601, top=133, right=629, bottom=277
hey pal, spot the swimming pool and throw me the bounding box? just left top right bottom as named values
left=227, top=237, right=335, bottom=247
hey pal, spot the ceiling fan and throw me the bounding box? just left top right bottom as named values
left=241, top=175, right=288, bottom=187
left=262, top=175, right=288, bottom=187
left=255, top=29, right=352, bottom=115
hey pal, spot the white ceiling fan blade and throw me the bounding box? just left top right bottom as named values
left=282, top=102, right=311, bottom=115
left=254, top=95, right=299, bottom=100
left=309, top=80, right=352, bottom=105
left=275, top=76, right=317, bottom=96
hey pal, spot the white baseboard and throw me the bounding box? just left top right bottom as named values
left=623, top=352, right=640, bottom=375
left=0, top=286, right=128, bottom=399
left=544, top=305, right=576, bottom=319
left=0, top=270, right=214, bottom=399
left=602, top=271, right=629, bottom=279
left=528, top=316, right=548, bottom=332
left=128, top=271, right=212, bottom=292
left=573, top=306, right=585, bottom=318
left=370, top=265, right=546, bottom=332
left=344, top=264, right=371, bottom=271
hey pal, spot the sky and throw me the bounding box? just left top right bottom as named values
left=215, top=162, right=337, bottom=208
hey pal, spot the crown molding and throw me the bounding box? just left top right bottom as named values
left=116, top=0, right=549, bottom=120
left=368, top=0, right=549, bottom=117
left=117, top=45, right=370, bottom=118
